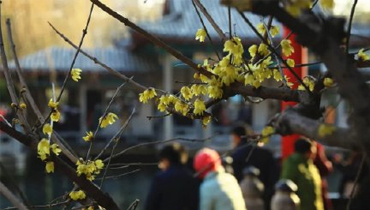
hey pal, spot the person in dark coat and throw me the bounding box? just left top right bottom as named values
left=230, top=125, right=279, bottom=210
left=144, top=143, right=200, bottom=210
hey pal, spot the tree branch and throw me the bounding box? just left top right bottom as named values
left=0, top=182, right=29, bottom=210
left=90, top=0, right=214, bottom=78
left=193, top=0, right=227, bottom=41
left=0, top=121, right=121, bottom=210
left=273, top=108, right=357, bottom=149
left=246, top=0, right=370, bottom=161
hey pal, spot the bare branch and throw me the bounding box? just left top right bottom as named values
left=6, top=19, right=77, bottom=163
left=99, top=108, right=136, bottom=187
left=90, top=0, right=214, bottom=78
left=48, top=22, right=147, bottom=91
left=6, top=19, right=44, bottom=124
left=105, top=135, right=215, bottom=162
left=55, top=3, right=95, bottom=103
left=345, top=0, right=358, bottom=53
left=0, top=2, right=31, bottom=133
left=193, top=0, right=227, bottom=41
left=273, top=108, right=357, bottom=149
left=0, top=121, right=121, bottom=210
left=191, top=0, right=221, bottom=60
left=0, top=182, right=29, bottom=210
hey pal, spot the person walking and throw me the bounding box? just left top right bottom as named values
left=230, top=125, right=279, bottom=210
left=194, top=148, right=246, bottom=210
left=281, top=138, right=324, bottom=210
left=145, top=143, right=200, bottom=210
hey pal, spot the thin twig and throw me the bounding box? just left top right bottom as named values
left=86, top=81, right=130, bottom=160
left=0, top=162, right=31, bottom=209
left=7, top=19, right=77, bottom=162
left=0, top=181, right=29, bottom=210
left=126, top=199, right=140, bottom=210
left=345, top=0, right=358, bottom=54
left=346, top=154, right=366, bottom=210
left=263, top=17, right=287, bottom=85
left=6, top=19, right=44, bottom=124
left=0, top=2, right=30, bottom=133
left=108, top=162, right=158, bottom=170
left=95, top=108, right=136, bottom=160
left=105, top=135, right=215, bottom=162
left=90, top=0, right=214, bottom=78
left=0, top=115, right=11, bottom=127
left=55, top=3, right=94, bottom=103
left=191, top=0, right=221, bottom=60
left=99, top=109, right=136, bottom=187
left=228, top=4, right=232, bottom=39
left=95, top=169, right=140, bottom=180
left=238, top=11, right=312, bottom=94
left=1, top=200, right=70, bottom=210
left=193, top=0, right=227, bottom=41
left=48, top=22, right=147, bottom=91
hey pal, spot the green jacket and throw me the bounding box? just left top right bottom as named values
left=281, top=153, right=324, bottom=210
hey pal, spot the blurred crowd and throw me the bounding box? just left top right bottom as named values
left=144, top=124, right=370, bottom=210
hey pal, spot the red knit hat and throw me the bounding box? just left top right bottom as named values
left=194, top=148, right=221, bottom=178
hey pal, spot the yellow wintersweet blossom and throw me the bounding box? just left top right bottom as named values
left=195, top=28, right=206, bottom=42
left=253, top=80, right=261, bottom=88
left=45, top=161, right=54, bottom=173
left=181, top=86, right=193, bottom=101
left=202, top=115, right=211, bottom=127
left=320, top=0, right=334, bottom=9
left=48, top=99, right=59, bottom=109
left=357, top=48, right=370, bottom=61
left=95, top=159, right=104, bottom=170
left=99, top=112, right=118, bottom=128
left=139, top=88, right=157, bottom=103
left=51, top=109, right=61, bottom=122
left=248, top=45, right=257, bottom=58
left=157, top=103, right=167, bottom=112
left=174, top=101, right=189, bottom=116
left=38, top=138, right=50, bottom=160
left=71, top=68, right=82, bottom=82
left=257, top=23, right=266, bottom=35
left=281, top=39, right=294, bottom=57
left=273, top=69, right=283, bottom=82
left=223, top=37, right=244, bottom=65
left=193, top=99, right=206, bottom=115
left=244, top=73, right=254, bottom=86
left=323, top=78, right=334, bottom=87
left=260, top=126, right=275, bottom=144
left=258, top=43, right=269, bottom=56
left=191, top=85, right=207, bottom=96
left=318, top=124, right=336, bottom=137
left=76, top=158, right=104, bottom=181
left=43, top=123, right=53, bottom=135
left=83, top=131, right=94, bottom=142
left=287, top=59, right=295, bottom=67
left=207, top=86, right=223, bottom=99
left=270, top=25, right=280, bottom=37
left=298, top=77, right=315, bottom=92
left=69, top=190, right=86, bottom=201
left=19, top=103, right=27, bottom=109
left=51, top=144, right=62, bottom=156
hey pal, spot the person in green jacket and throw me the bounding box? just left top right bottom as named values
left=281, top=138, right=324, bottom=210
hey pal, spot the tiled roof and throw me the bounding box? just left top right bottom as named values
left=136, top=0, right=282, bottom=43
left=8, top=46, right=159, bottom=73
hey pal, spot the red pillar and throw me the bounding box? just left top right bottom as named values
left=281, top=27, right=307, bottom=159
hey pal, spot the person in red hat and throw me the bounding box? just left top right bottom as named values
left=194, top=148, right=246, bottom=210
